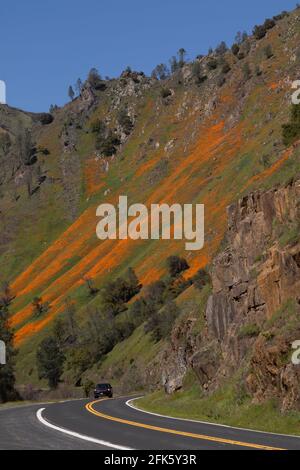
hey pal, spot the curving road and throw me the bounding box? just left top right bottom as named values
left=1, top=397, right=300, bottom=450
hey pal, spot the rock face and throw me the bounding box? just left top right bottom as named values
left=162, top=178, right=300, bottom=411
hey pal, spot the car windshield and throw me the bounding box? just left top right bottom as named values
left=97, top=384, right=109, bottom=389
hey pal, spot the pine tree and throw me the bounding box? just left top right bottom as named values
left=68, top=85, right=75, bottom=101
left=178, top=48, right=187, bottom=67
left=75, top=78, right=83, bottom=96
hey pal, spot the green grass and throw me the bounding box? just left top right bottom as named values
left=279, top=222, right=300, bottom=247
left=82, top=324, right=162, bottom=393
left=238, top=323, right=261, bottom=339
left=137, top=381, right=300, bottom=436
left=265, top=298, right=298, bottom=333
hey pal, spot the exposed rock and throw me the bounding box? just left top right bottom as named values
left=161, top=178, right=300, bottom=409
left=78, top=83, right=96, bottom=112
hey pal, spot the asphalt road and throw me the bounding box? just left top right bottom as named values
left=1, top=397, right=300, bottom=450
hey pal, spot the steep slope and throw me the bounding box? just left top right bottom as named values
left=1, top=8, right=300, bottom=386
left=160, top=178, right=300, bottom=409
left=135, top=177, right=300, bottom=434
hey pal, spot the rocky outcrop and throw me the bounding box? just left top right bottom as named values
left=162, top=178, right=300, bottom=411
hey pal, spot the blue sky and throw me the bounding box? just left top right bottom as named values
left=0, top=0, right=297, bottom=112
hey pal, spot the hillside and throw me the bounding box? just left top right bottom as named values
left=0, top=5, right=300, bottom=410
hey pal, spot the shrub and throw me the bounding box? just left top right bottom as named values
left=264, top=45, right=273, bottom=59
left=273, top=11, right=288, bottom=21
left=38, top=113, right=54, bottom=125
left=231, top=44, right=240, bottom=56
left=117, top=108, right=133, bottom=135
left=88, top=68, right=105, bottom=90
left=192, top=62, right=207, bottom=84
left=102, top=268, right=142, bottom=315
left=145, top=280, right=167, bottom=305
left=264, top=18, right=276, bottom=30
left=37, top=146, right=50, bottom=156
left=207, top=58, right=218, bottom=70
left=83, top=379, right=94, bottom=398
left=255, top=65, right=263, bottom=77
left=96, top=130, right=121, bottom=157
left=221, top=61, right=231, bottom=74
left=129, top=298, right=152, bottom=324
left=85, top=277, right=99, bottom=296
left=260, top=154, right=271, bottom=168
left=90, top=118, right=106, bottom=134
left=238, top=323, right=260, bottom=339
left=192, top=62, right=201, bottom=78
left=16, top=129, right=37, bottom=166
left=167, top=256, right=189, bottom=278
left=215, top=41, right=227, bottom=56
left=217, top=75, right=226, bottom=87
left=32, top=297, right=50, bottom=317
left=0, top=133, right=11, bottom=154
left=193, top=269, right=210, bottom=290
left=253, top=25, right=266, bottom=40
left=282, top=104, right=300, bottom=146
left=0, top=282, right=14, bottom=308
left=279, top=222, right=300, bottom=247
left=253, top=19, right=275, bottom=40
left=145, top=301, right=180, bottom=342
left=152, top=63, right=169, bottom=80
left=242, top=63, right=251, bottom=81
left=161, top=88, right=172, bottom=99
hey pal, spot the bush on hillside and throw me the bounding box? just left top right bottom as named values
left=193, top=268, right=211, bottom=290
left=242, top=63, right=252, bottom=81
left=85, top=277, right=99, bottom=296
left=117, top=108, right=133, bottom=135
left=264, top=44, right=273, bottom=59
left=217, top=75, right=226, bottom=87
left=282, top=104, right=300, bottom=146
left=207, top=58, right=218, bottom=70
left=253, top=18, right=275, bottom=40
left=161, top=88, right=172, bottom=99
left=231, top=43, right=240, bottom=56
left=90, top=118, right=106, bottom=134
left=215, top=41, right=228, bottom=56
left=88, top=68, right=106, bottom=90
left=192, top=61, right=207, bottom=84
left=96, top=130, right=121, bottom=157
left=166, top=256, right=189, bottom=278
left=221, top=61, right=231, bottom=74
left=273, top=11, right=288, bottom=21
left=144, top=301, right=180, bottom=342
left=102, top=268, right=142, bottom=315
left=152, top=63, right=169, bottom=80
left=32, top=296, right=50, bottom=317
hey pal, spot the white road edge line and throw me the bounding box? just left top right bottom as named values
left=126, top=398, right=300, bottom=440
left=36, top=407, right=134, bottom=450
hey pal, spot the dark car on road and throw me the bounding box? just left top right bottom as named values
left=94, top=383, right=113, bottom=399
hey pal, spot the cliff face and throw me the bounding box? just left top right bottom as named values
left=162, top=178, right=300, bottom=411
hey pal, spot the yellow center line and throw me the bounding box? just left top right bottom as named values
left=85, top=399, right=284, bottom=451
